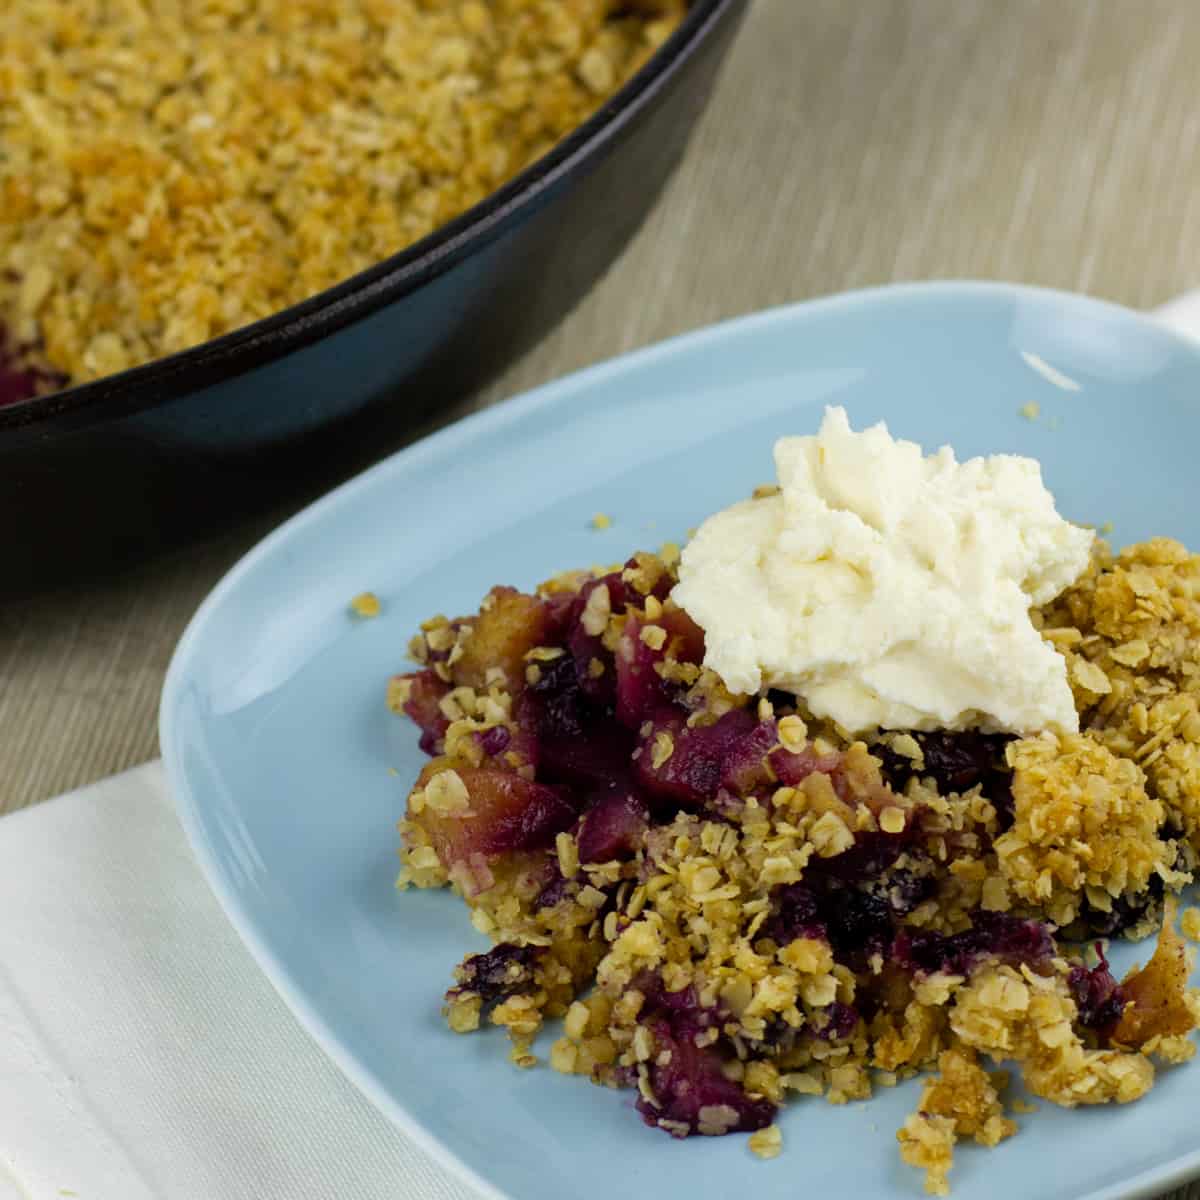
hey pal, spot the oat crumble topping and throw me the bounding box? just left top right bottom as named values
left=0, top=0, right=684, bottom=384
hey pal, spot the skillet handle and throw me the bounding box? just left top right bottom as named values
left=1152, top=291, right=1200, bottom=340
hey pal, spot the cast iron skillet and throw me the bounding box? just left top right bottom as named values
left=2, top=0, right=746, bottom=589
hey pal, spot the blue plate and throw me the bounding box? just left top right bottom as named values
left=161, top=282, right=1200, bottom=1200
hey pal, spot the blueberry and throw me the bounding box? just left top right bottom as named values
left=446, top=942, right=544, bottom=1010
left=1067, top=946, right=1126, bottom=1038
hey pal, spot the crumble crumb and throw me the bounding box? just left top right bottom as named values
left=1182, top=908, right=1200, bottom=943
left=748, top=1123, right=783, bottom=1159
left=897, top=1113, right=956, bottom=1196
left=350, top=592, right=381, bottom=618
left=591, top=513, right=613, bottom=530
left=898, top=1048, right=1015, bottom=1195
left=1019, top=402, right=1041, bottom=421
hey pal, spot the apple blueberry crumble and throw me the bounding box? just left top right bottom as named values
left=391, top=410, right=1200, bottom=1194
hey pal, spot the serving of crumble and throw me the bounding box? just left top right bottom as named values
left=389, top=420, right=1200, bottom=1194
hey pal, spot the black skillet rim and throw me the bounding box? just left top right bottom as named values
left=0, top=0, right=738, bottom=440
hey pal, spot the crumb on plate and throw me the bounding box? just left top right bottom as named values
left=350, top=592, right=381, bottom=619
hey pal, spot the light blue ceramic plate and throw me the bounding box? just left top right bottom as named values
left=161, top=283, right=1200, bottom=1200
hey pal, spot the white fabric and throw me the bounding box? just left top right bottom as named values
left=0, top=762, right=479, bottom=1200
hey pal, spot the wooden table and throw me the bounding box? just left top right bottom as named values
left=4, top=4, right=1200, bottom=1191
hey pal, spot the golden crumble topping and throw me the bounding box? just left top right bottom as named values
left=897, top=1112, right=958, bottom=1197
left=950, top=964, right=1154, bottom=1106
left=998, top=732, right=1181, bottom=928
left=1182, top=907, right=1200, bottom=942
left=897, top=1047, right=1015, bottom=1195
left=1043, top=538, right=1200, bottom=853
left=0, top=0, right=684, bottom=383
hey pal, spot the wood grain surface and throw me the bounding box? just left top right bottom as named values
left=5, top=2, right=1200, bottom=1194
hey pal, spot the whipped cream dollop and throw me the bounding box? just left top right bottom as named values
left=671, top=407, right=1093, bottom=735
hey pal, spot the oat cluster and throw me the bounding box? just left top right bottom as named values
left=1043, top=537, right=1200, bottom=855
left=998, top=731, right=1183, bottom=929
left=391, top=536, right=1200, bottom=1194
left=0, top=0, right=683, bottom=384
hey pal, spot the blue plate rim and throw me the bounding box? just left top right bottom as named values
left=160, top=279, right=1200, bottom=1200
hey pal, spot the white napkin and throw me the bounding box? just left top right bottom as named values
left=0, top=762, right=480, bottom=1200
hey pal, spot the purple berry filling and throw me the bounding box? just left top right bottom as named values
left=399, top=669, right=451, bottom=754
left=1067, top=945, right=1127, bottom=1038
left=813, top=827, right=923, bottom=886
left=566, top=575, right=628, bottom=705
left=0, top=329, right=66, bottom=408
left=762, top=882, right=824, bottom=947
left=534, top=862, right=575, bottom=910
left=719, top=720, right=782, bottom=794
left=478, top=725, right=512, bottom=757
left=823, top=888, right=895, bottom=958
left=762, top=836, right=933, bottom=961
left=818, top=1001, right=860, bottom=1040
left=615, top=615, right=675, bottom=728
left=446, top=942, right=545, bottom=1010
left=876, top=731, right=1015, bottom=826
left=631, top=972, right=776, bottom=1137
left=892, top=911, right=1055, bottom=978
left=577, top=790, right=649, bottom=864
left=517, top=654, right=636, bottom=787
left=634, top=708, right=760, bottom=809
left=884, top=868, right=937, bottom=915
left=636, top=1017, right=777, bottom=1137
